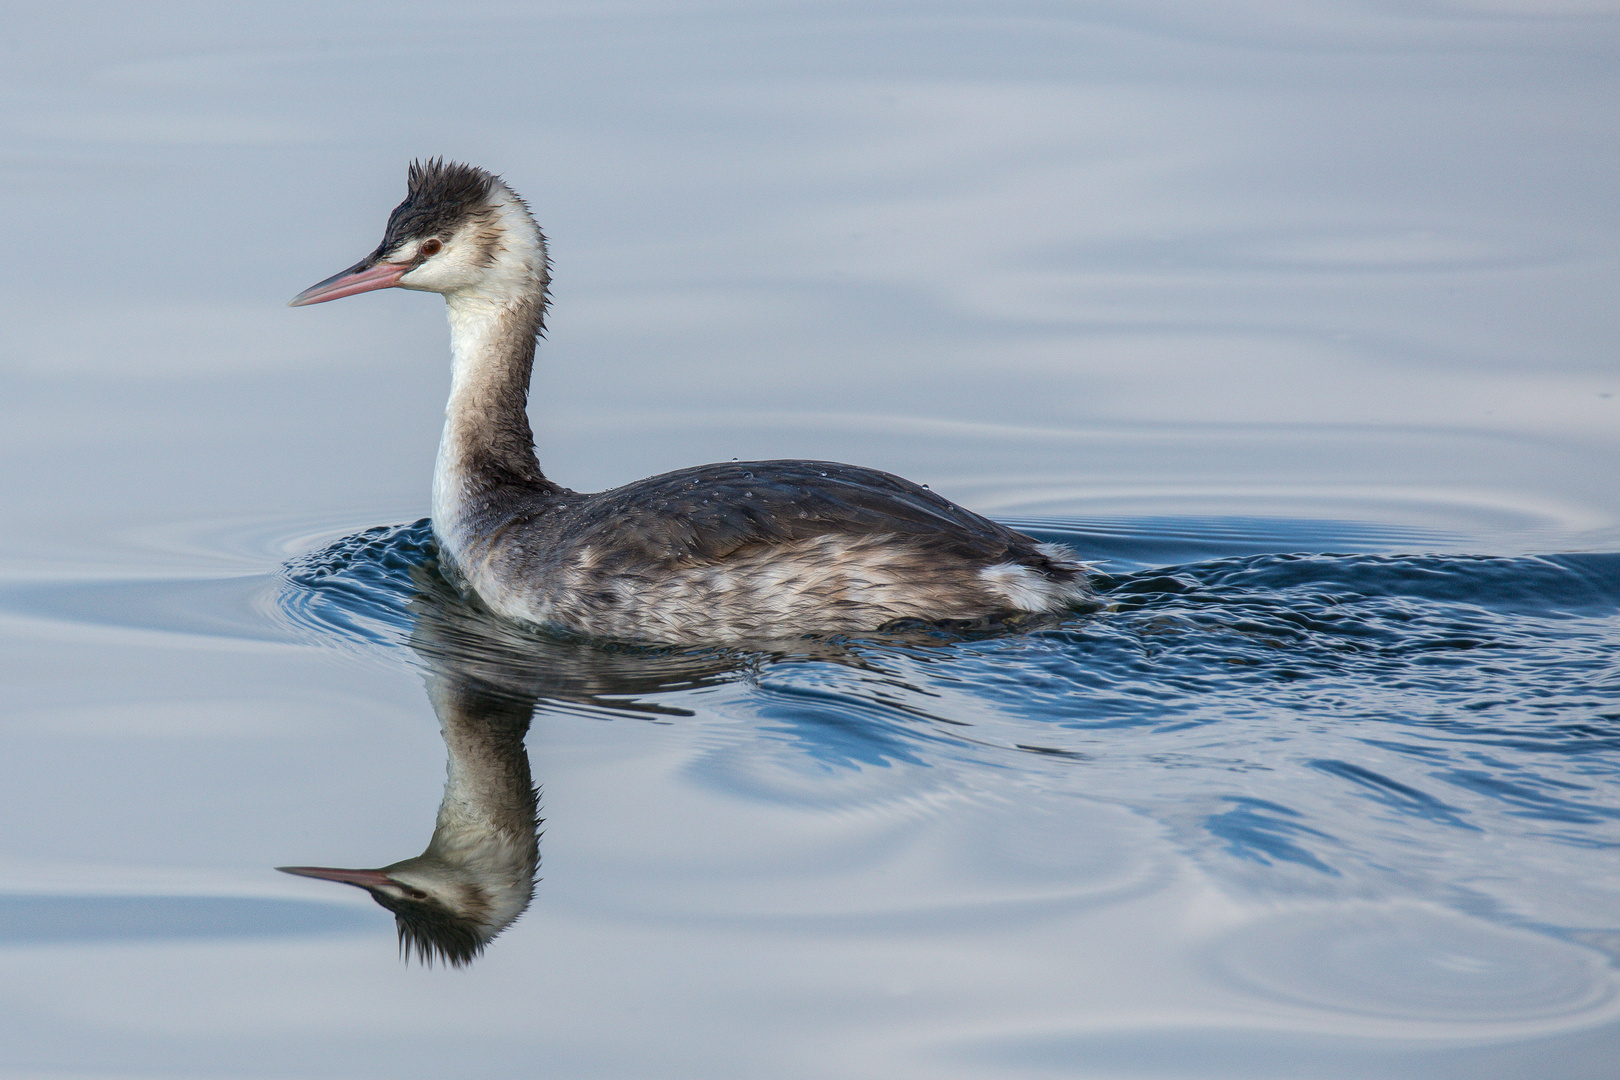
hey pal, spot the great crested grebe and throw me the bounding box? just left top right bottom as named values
left=280, top=672, right=540, bottom=966
left=291, top=160, right=1095, bottom=642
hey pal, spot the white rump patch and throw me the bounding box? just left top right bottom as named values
left=1035, top=541, right=1094, bottom=572
left=979, top=562, right=1058, bottom=612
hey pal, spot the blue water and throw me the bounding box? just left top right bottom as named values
left=4, top=1, right=1620, bottom=1076
left=5, top=512, right=1615, bottom=1076
left=277, top=519, right=1620, bottom=894
left=268, top=516, right=1620, bottom=1077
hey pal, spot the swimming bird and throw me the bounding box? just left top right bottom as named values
left=279, top=674, right=540, bottom=967
left=290, top=160, right=1095, bottom=642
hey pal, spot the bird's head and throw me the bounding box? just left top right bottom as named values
left=289, top=159, right=548, bottom=310
left=278, top=849, right=535, bottom=967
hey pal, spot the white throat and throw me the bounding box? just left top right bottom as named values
left=428, top=187, right=550, bottom=568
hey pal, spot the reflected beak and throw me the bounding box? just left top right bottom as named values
left=277, top=865, right=397, bottom=889
left=288, top=260, right=410, bottom=307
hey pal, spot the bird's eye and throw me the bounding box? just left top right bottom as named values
left=404, top=886, right=429, bottom=900
left=420, top=238, right=442, bottom=257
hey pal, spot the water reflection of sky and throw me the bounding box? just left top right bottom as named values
left=2, top=2, right=1618, bottom=1078
left=6, top=2, right=1616, bottom=547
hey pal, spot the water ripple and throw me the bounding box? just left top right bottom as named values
left=12, top=515, right=1617, bottom=964
left=1205, top=904, right=1619, bottom=1030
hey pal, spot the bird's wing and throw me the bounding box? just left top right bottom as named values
left=558, top=460, right=1042, bottom=566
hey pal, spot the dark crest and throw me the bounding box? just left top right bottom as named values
left=377, top=158, right=499, bottom=256
left=407, top=158, right=497, bottom=206
left=369, top=889, right=492, bottom=968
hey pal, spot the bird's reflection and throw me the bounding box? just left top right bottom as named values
left=278, top=562, right=749, bottom=965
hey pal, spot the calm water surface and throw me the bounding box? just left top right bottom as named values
left=2, top=3, right=1617, bottom=1078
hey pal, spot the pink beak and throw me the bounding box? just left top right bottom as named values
left=277, top=865, right=398, bottom=889
left=288, top=260, right=410, bottom=307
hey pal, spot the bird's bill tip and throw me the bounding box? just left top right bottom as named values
left=287, top=261, right=409, bottom=307
left=276, top=865, right=397, bottom=888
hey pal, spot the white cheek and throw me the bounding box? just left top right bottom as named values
left=398, top=263, right=444, bottom=292
left=399, top=261, right=459, bottom=292
left=400, top=248, right=485, bottom=293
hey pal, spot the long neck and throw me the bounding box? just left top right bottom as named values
left=424, top=675, right=540, bottom=856
left=432, top=290, right=559, bottom=564
left=414, top=674, right=540, bottom=935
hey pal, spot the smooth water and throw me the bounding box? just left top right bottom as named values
left=3, top=2, right=1618, bottom=1078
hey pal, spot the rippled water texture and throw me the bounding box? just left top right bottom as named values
left=3, top=1, right=1619, bottom=1078
left=278, top=520, right=1620, bottom=903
